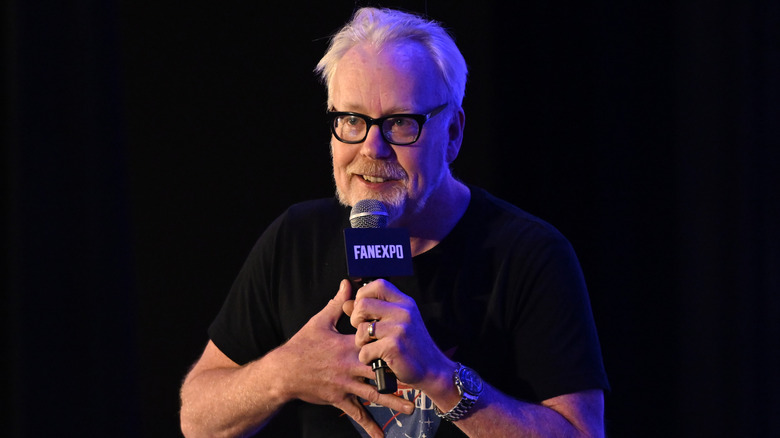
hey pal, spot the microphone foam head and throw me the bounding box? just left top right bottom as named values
left=350, top=199, right=389, bottom=229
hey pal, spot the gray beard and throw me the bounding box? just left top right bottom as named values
left=333, top=155, right=410, bottom=223
left=331, top=147, right=446, bottom=227
left=334, top=181, right=409, bottom=225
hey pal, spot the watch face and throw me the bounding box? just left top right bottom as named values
left=458, top=367, right=483, bottom=395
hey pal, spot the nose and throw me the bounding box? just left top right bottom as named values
left=360, top=124, right=394, bottom=159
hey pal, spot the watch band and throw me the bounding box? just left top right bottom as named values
left=434, top=363, right=482, bottom=421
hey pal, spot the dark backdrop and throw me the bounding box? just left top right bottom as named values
left=4, top=0, right=778, bottom=436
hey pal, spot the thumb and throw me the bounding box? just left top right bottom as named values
left=321, top=279, right=352, bottom=324
left=334, top=279, right=352, bottom=303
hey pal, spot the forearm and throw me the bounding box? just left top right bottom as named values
left=421, top=372, right=603, bottom=438
left=180, top=346, right=292, bottom=438
left=449, top=385, right=602, bottom=438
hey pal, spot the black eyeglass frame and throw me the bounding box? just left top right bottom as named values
left=326, top=103, right=448, bottom=146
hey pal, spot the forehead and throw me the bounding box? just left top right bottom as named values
left=331, top=41, right=445, bottom=111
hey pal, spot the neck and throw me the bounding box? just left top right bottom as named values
left=401, top=178, right=471, bottom=256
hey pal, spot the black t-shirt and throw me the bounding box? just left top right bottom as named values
left=208, top=186, right=609, bottom=437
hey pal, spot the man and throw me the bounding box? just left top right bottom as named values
left=180, top=7, right=609, bottom=438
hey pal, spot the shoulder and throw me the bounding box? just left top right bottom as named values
left=266, top=198, right=347, bottom=234
left=282, top=197, right=345, bottom=222
left=466, top=186, right=571, bottom=249
left=246, top=197, right=347, bottom=263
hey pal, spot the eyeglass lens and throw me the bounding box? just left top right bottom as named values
left=333, top=115, right=420, bottom=144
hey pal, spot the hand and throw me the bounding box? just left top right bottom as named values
left=344, top=279, right=455, bottom=390
left=276, top=279, right=414, bottom=438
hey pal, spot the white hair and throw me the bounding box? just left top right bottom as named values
left=315, top=7, right=468, bottom=107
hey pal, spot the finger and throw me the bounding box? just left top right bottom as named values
left=335, top=396, right=383, bottom=438
left=335, top=279, right=352, bottom=302
left=353, top=381, right=415, bottom=416
left=376, top=393, right=415, bottom=416
left=355, top=321, right=375, bottom=348
left=358, top=339, right=391, bottom=366
left=349, top=298, right=398, bottom=328
left=353, top=362, right=378, bottom=381
left=340, top=372, right=417, bottom=418
left=320, top=280, right=352, bottom=327
left=342, top=299, right=355, bottom=317
left=355, top=278, right=408, bottom=303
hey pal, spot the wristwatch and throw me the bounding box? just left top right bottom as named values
left=434, top=363, right=483, bottom=421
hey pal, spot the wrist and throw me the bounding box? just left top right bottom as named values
left=420, top=358, right=460, bottom=407
left=259, top=345, right=299, bottom=405
left=432, top=363, right=484, bottom=422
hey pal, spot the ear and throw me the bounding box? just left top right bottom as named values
left=446, top=106, right=466, bottom=164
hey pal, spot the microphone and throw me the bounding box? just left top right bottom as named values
left=349, top=199, right=389, bottom=229
left=346, top=199, right=410, bottom=394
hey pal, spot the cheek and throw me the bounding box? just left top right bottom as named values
left=402, top=148, right=444, bottom=183
left=331, top=143, right=349, bottom=169
left=331, top=144, right=354, bottom=184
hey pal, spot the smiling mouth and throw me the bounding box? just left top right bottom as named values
left=361, top=175, right=391, bottom=183
left=348, top=161, right=407, bottom=184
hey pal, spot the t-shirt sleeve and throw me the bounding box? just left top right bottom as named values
left=507, top=226, right=610, bottom=400
left=207, top=214, right=287, bottom=366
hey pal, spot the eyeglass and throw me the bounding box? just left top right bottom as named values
left=327, top=103, right=448, bottom=146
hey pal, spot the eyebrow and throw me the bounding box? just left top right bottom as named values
left=331, top=105, right=416, bottom=115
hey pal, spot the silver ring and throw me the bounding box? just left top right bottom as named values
left=368, top=321, right=377, bottom=340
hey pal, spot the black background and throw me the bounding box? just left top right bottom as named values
left=4, top=0, right=779, bottom=436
